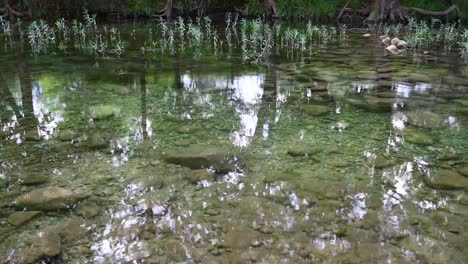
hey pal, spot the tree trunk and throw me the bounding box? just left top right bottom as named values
left=263, top=0, right=278, bottom=17
left=378, top=0, right=408, bottom=23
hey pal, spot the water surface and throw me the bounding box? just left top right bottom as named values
left=0, top=22, right=467, bottom=263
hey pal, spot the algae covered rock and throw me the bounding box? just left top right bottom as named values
left=287, top=145, right=322, bottom=157
left=89, top=104, right=120, bottom=120
left=57, top=129, right=79, bottom=141
left=14, top=186, right=89, bottom=211
left=302, top=104, right=329, bottom=116
left=164, top=144, right=239, bottom=172
left=423, top=170, right=468, bottom=190
left=404, top=131, right=433, bottom=145
left=7, top=211, right=42, bottom=226
left=406, top=110, right=444, bottom=129
left=17, top=172, right=48, bottom=186
left=7, top=228, right=61, bottom=264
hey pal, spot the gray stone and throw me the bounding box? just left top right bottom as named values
left=164, top=145, right=239, bottom=172
left=302, top=105, right=329, bottom=116
left=7, top=211, right=42, bottom=226
left=396, top=40, right=407, bottom=49
left=386, top=45, right=399, bottom=54
left=381, top=37, right=391, bottom=46
left=407, top=110, right=444, bottom=129
left=391, top=37, right=400, bottom=46
left=14, top=186, right=89, bottom=211
left=423, top=170, right=468, bottom=190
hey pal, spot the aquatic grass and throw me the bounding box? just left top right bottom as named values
left=0, top=16, right=12, bottom=36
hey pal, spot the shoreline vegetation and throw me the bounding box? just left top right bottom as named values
left=1, top=8, right=467, bottom=62
left=0, top=0, right=466, bottom=23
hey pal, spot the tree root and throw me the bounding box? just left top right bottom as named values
left=337, top=0, right=351, bottom=21
left=405, top=5, right=462, bottom=19
left=4, top=0, right=23, bottom=17
left=154, top=0, right=174, bottom=19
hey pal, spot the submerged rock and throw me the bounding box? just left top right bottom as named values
left=186, top=169, right=215, bottom=184
left=24, top=130, right=41, bottom=141
left=423, top=170, right=468, bottom=190
left=287, top=145, right=321, bottom=157
left=164, top=144, right=239, bottom=172
left=163, top=239, right=188, bottom=262
left=14, top=186, right=89, bottom=211
left=75, top=200, right=100, bottom=218
left=7, top=229, right=61, bottom=264
left=17, top=172, right=48, bottom=186
left=457, top=166, right=468, bottom=176
left=7, top=211, right=42, bottom=226
left=406, top=110, right=444, bottom=129
left=89, top=104, right=119, bottom=120
left=404, top=131, right=433, bottom=145
left=374, top=155, right=395, bottom=169
left=57, top=129, right=78, bottom=141
left=302, top=105, right=329, bottom=116
left=86, top=133, right=108, bottom=149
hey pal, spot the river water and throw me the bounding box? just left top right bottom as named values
left=0, top=21, right=467, bottom=263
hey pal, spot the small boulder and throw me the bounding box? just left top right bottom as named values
left=362, top=33, right=372, bottom=37
left=17, top=172, right=48, bottom=186
left=406, top=110, right=444, bottom=129
left=186, top=169, right=215, bottom=184
left=391, top=37, right=400, bottom=46
left=86, top=133, right=108, bottom=149
left=57, top=129, right=78, bottom=141
left=457, top=166, right=468, bottom=176
left=88, top=105, right=119, bottom=120
left=76, top=200, right=100, bottom=218
left=7, top=229, right=61, bottom=264
left=14, top=186, right=89, bottom=211
left=396, top=40, right=407, bottom=49
left=404, top=131, right=433, bottom=145
left=164, top=145, right=239, bottom=172
left=423, top=170, right=468, bottom=190
left=381, top=37, right=391, bottom=46
left=386, top=45, right=399, bottom=54
left=302, top=105, right=329, bottom=116
left=287, top=145, right=321, bottom=157
left=7, top=211, right=42, bottom=226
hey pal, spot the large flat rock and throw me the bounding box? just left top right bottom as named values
left=424, top=170, right=468, bottom=190
left=164, top=144, right=239, bottom=172
left=14, top=186, right=89, bottom=211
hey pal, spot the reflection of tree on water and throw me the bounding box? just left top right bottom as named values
left=140, top=59, right=148, bottom=140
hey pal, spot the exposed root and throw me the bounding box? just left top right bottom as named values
left=337, top=0, right=351, bottom=21
left=4, top=0, right=23, bottom=17
left=405, top=4, right=462, bottom=19
left=154, top=0, right=174, bottom=19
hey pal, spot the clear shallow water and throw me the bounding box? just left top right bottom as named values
left=0, top=23, right=467, bottom=263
